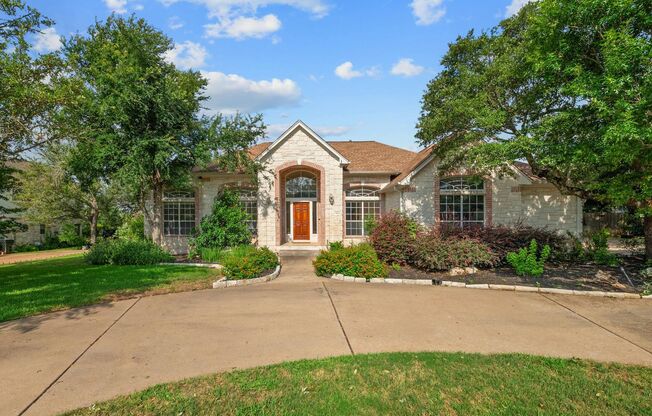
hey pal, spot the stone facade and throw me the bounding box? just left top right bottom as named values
left=153, top=121, right=584, bottom=254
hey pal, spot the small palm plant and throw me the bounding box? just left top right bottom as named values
left=506, top=239, right=551, bottom=277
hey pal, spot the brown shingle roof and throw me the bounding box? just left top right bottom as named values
left=382, top=144, right=436, bottom=191
left=224, top=140, right=418, bottom=173
left=329, top=141, right=417, bottom=173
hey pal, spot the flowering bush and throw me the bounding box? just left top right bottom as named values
left=412, top=232, right=498, bottom=271
left=313, top=243, right=387, bottom=278
left=222, top=246, right=278, bottom=280
left=368, top=211, right=418, bottom=265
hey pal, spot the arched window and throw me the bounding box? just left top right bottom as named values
left=163, top=191, right=195, bottom=236
left=285, top=171, right=317, bottom=199
left=439, top=176, right=485, bottom=229
left=345, top=186, right=380, bottom=236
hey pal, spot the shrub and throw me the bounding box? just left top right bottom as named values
left=222, top=246, right=278, bottom=280
left=585, top=228, right=618, bottom=266
left=442, top=223, right=568, bottom=263
left=58, top=223, right=87, bottom=248
left=328, top=241, right=344, bottom=251
left=369, top=211, right=418, bottom=265
left=189, top=190, right=251, bottom=253
left=506, top=239, right=551, bottom=277
left=115, top=214, right=145, bottom=241
left=314, top=243, right=387, bottom=279
left=85, top=239, right=173, bottom=265
left=412, top=232, right=498, bottom=272
left=13, top=243, right=38, bottom=252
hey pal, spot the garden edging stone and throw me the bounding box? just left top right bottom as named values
left=325, top=274, right=646, bottom=299
left=212, top=265, right=281, bottom=289
left=161, top=262, right=223, bottom=269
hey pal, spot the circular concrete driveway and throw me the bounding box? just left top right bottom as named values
left=2, top=256, right=651, bottom=416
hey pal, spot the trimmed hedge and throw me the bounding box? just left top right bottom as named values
left=413, top=232, right=499, bottom=272
left=313, top=243, right=387, bottom=279
left=85, top=240, right=174, bottom=265
left=222, top=246, right=278, bottom=280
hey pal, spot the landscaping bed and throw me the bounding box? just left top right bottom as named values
left=63, top=352, right=652, bottom=416
left=388, top=255, right=647, bottom=293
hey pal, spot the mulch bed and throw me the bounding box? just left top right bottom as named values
left=387, top=255, right=648, bottom=293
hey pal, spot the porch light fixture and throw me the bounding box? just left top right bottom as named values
left=329, top=194, right=334, bottom=205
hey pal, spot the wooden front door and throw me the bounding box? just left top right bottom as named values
left=292, top=202, right=310, bottom=240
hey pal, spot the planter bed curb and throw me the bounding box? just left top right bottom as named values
left=326, top=274, right=647, bottom=299
left=213, top=265, right=281, bottom=289
left=161, top=262, right=223, bottom=269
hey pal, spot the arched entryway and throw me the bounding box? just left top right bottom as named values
left=277, top=163, right=325, bottom=245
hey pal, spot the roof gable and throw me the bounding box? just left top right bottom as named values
left=256, top=120, right=350, bottom=165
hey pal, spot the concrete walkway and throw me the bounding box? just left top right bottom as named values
left=1, top=255, right=651, bottom=416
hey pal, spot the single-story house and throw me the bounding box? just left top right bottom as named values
left=153, top=120, right=583, bottom=254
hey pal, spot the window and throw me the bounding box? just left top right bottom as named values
left=439, top=176, right=485, bottom=229
left=163, top=191, right=195, bottom=236
left=39, top=224, right=46, bottom=235
left=237, top=189, right=257, bottom=235
left=286, top=171, right=317, bottom=199
left=345, top=186, right=381, bottom=236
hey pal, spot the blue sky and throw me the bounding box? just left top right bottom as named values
left=30, top=0, right=527, bottom=150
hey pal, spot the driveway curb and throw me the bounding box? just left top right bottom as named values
left=328, top=274, right=646, bottom=299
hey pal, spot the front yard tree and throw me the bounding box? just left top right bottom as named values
left=63, top=16, right=265, bottom=244
left=416, top=0, right=652, bottom=259
left=15, top=145, right=114, bottom=244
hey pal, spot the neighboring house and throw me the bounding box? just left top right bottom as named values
left=0, top=161, right=81, bottom=253
left=151, top=120, right=583, bottom=254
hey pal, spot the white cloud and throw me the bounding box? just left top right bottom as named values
left=169, top=16, right=185, bottom=29
left=505, top=0, right=530, bottom=16
left=205, top=14, right=281, bottom=39
left=133, top=3, right=144, bottom=10
left=160, top=0, right=328, bottom=39
left=104, top=0, right=128, bottom=14
left=410, top=0, right=446, bottom=25
left=334, top=61, right=379, bottom=80
left=161, top=0, right=329, bottom=18
left=335, top=61, right=362, bottom=80
left=202, top=71, right=302, bottom=113
left=33, top=27, right=62, bottom=52
left=164, top=41, right=208, bottom=69
left=390, top=58, right=424, bottom=77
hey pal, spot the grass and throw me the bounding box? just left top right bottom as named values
left=63, top=352, right=652, bottom=415
left=0, top=255, right=221, bottom=322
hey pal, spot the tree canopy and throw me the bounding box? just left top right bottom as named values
left=416, top=0, right=652, bottom=258
left=62, top=16, right=265, bottom=243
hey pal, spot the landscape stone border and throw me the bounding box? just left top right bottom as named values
left=160, top=262, right=222, bottom=269
left=212, top=264, right=281, bottom=289
left=328, top=274, right=650, bottom=299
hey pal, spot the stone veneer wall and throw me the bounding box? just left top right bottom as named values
left=256, top=127, right=344, bottom=249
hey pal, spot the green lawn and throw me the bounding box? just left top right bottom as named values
left=63, top=352, right=651, bottom=416
left=0, top=255, right=220, bottom=322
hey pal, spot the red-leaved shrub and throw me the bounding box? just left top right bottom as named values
left=368, top=211, right=418, bottom=265
left=441, top=223, right=568, bottom=263
left=412, top=231, right=498, bottom=271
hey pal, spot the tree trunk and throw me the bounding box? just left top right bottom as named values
left=151, top=181, right=163, bottom=245
left=89, top=196, right=99, bottom=245
left=644, top=213, right=652, bottom=261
